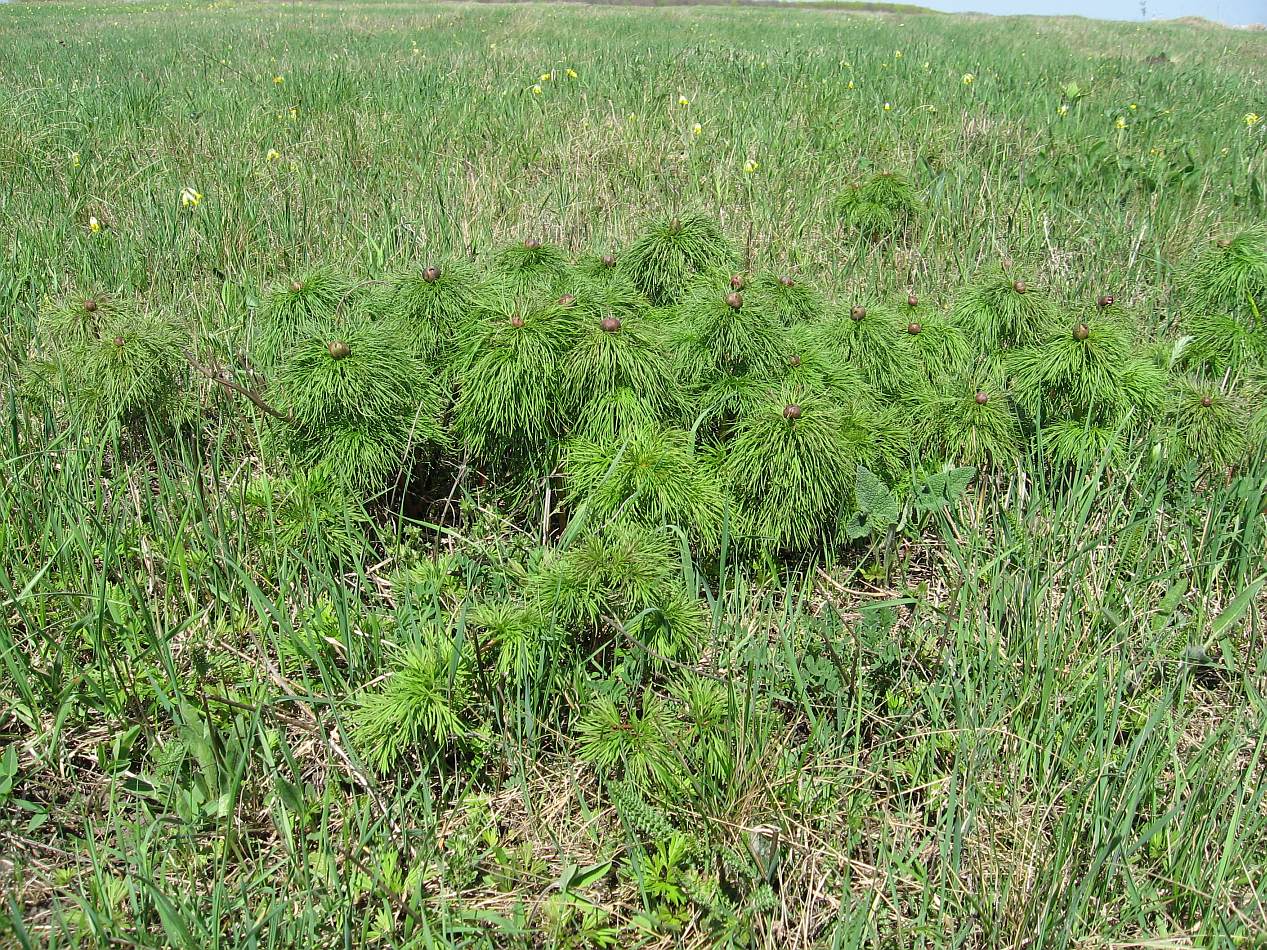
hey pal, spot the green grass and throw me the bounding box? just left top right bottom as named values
left=2, top=1, right=1266, bottom=947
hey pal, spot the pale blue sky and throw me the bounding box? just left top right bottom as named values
left=916, top=0, right=1264, bottom=26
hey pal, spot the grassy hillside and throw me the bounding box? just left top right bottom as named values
left=1, top=1, right=1266, bottom=947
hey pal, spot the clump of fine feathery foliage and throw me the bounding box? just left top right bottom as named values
left=1008, top=316, right=1136, bottom=418
left=560, top=283, right=682, bottom=440
left=952, top=273, right=1057, bottom=349
left=563, top=425, right=726, bottom=547
left=1041, top=417, right=1128, bottom=469
left=673, top=280, right=788, bottom=422
left=618, top=214, right=736, bottom=305
left=382, top=259, right=489, bottom=365
left=274, top=313, right=442, bottom=494
left=1180, top=311, right=1267, bottom=375
left=352, top=631, right=470, bottom=773
left=725, top=387, right=859, bottom=552
left=32, top=295, right=191, bottom=430
left=494, top=238, right=573, bottom=299
left=761, top=321, right=868, bottom=401
left=1183, top=229, right=1267, bottom=316
left=526, top=524, right=706, bottom=664
left=812, top=302, right=920, bottom=396
left=1161, top=377, right=1251, bottom=473
left=452, top=296, right=576, bottom=463
left=743, top=273, right=825, bottom=325
left=466, top=601, right=562, bottom=692
left=899, top=296, right=974, bottom=379
left=256, top=268, right=355, bottom=366
left=834, top=171, right=922, bottom=241
left=910, top=364, right=1023, bottom=468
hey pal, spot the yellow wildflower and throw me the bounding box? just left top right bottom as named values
left=847, top=80, right=855, bottom=90
left=743, top=159, right=759, bottom=173
left=1058, top=103, right=1069, bottom=116
left=70, top=151, right=81, bottom=169
left=678, top=95, right=690, bottom=106
left=1115, top=116, right=1126, bottom=130
left=566, top=68, right=578, bottom=79
left=1129, top=102, right=1137, bottom=111
left=962, top=73, right=974, bottom=85
left=692, top=122, right=702, bottom=136
left=88, top=215, right=101, bottom=234
left=894, top=50, right=902, bottom=59
left=180, top=187, right=202, bottom=208
left=273, top=75, right=285, bottom=85
left=539, top=72, right=550, bottom=81
left=266, top=148, right=281, bottom=161
left=1247, top=113, right=1262, bottom=127
left=531, top=84, right=542, bottom=95
left=883, top=101, right=892, bottom=112
left=289, top=107, right=299, bottom=120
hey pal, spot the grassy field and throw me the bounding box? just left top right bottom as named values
left=2, top=0, right=1267, bottom=947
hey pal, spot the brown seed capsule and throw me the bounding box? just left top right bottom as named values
left=669, top=217, right=682, bottom=234
left=726, top=291, right=743, bottom=310
left=601, top=316, right=621, bottom=333
left=907, top=322, right=922, bottom=335
left=112, top=335, right=125, bottom=347
left=783, top=403, right=802, bottom=420
left=788, top=354, right=802, bottom=367
left=1200, top=395, right=1213, bottom=408
left=290, top=281, right=303, bottom=293
left=730, top=274, right=746, bottom=291
left=557, top=293, right=576, bottom=307
left=327, top=340, right=350, bottom=360
left=1097, top=294, right=1114, bottom=309
left=975, top=391, right=990, bottom=405
left=1002, top=257, right=1014, bottom=271
left=83, top=298, right=98, bottom=313
left=1073, top=323, right=1090, bottom=341
left=1217, top=238, right=1231, bottom=249
left=523, top=238, right=541, bottom=251
left=509, top=314, right=525, bottom=329
left=1012, top=280, right=1027, bottom=294
left=850, top=305, right=866, bottom=321
left=600, top=253, right=616, bottom=268
left=907, top=293, right=919, bottom=308
left=779, top=275, right=796, bottom=288
left=423, top=266, right=441, bottom=283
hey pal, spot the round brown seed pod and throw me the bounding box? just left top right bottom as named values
left=290, top=281, right=303, bottom=293
left=1012, top=280, right=1027, bottom=294
left=557, top=293, right=576, bottom=307
left=112, top=335, right=125, bottom=347
left=84, top=299, right=98, bottom=313
left=601, top=316, right=621, bottom=333
left=327, top=340, right=350, bottom=360
left=423, top=266, right=441, bottom=283
left=1097, top=294, right=1114, bottom=309
left=850, top=305, right=866, bottom=321
left=783, top=403, right=802, bottom=420
left=907, top=322, right=922, bottom=335
left=523, top=238, right=541, bottom=251
left=779, top=275, right=796, bottom=288
left=1200, top=395, right=1214, bottom=408
left=1073, top=323, right=1090, bottom=341
left=730, top=274, right=746, bottom=291
left=509, top=314, right=525, bottom=329
left=669, top=217, right=682, bottom=234
left=788, top=354, right=802, bottom=367
left=600, top=253, right=616, bottom=268
left=975, top=391, right=990, bottom=405
left=726, top=291, right=743, bottom=309
left=907, top=293, right=919, bottom=308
